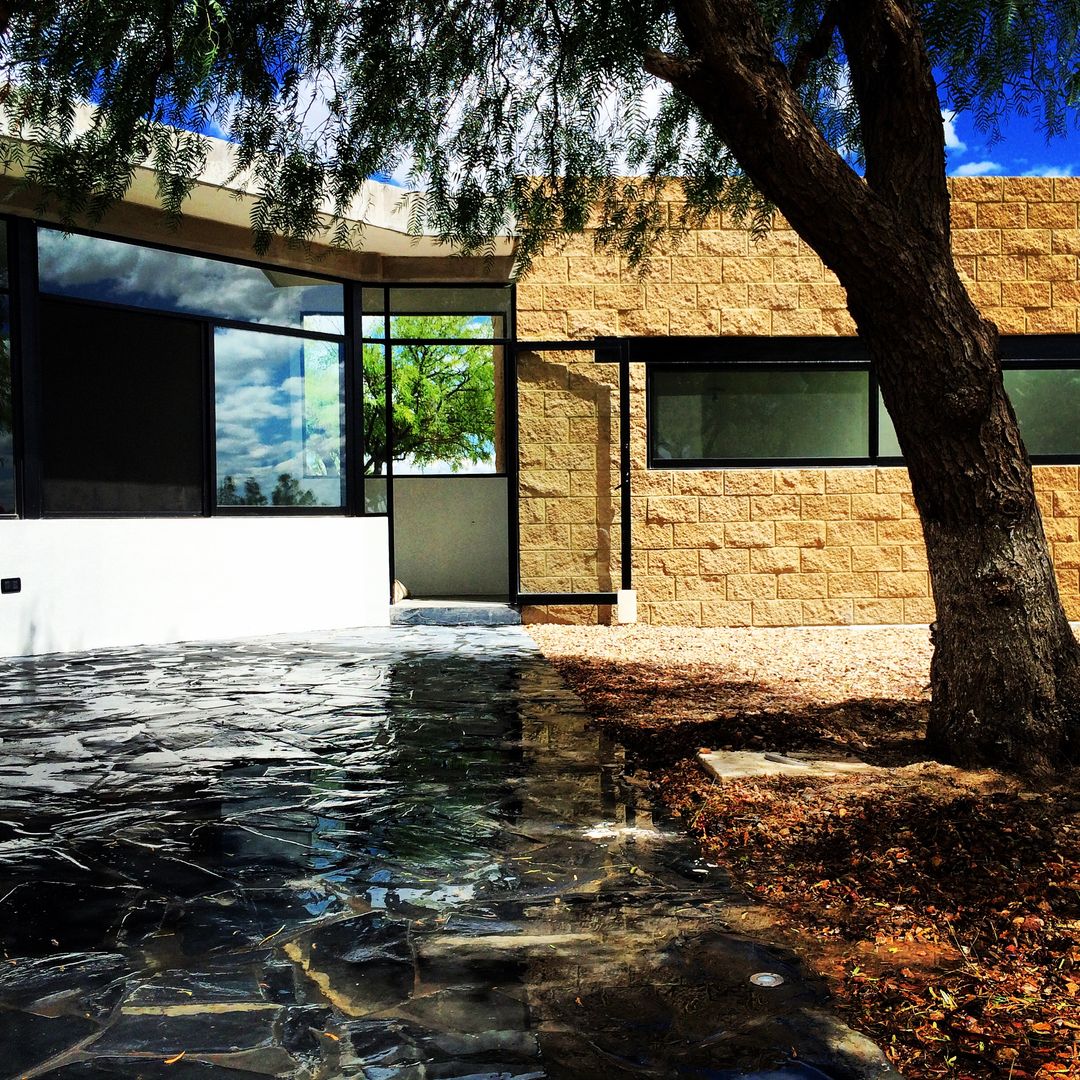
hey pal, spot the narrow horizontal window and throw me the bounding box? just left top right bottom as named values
left=650, top=368, right=869, bottom=464
left=38, top=229, right=344, bottom=331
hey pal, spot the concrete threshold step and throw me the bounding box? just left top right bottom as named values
left=390, top=599, right=521, bottom=627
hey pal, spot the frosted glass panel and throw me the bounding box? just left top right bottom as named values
left=1005, top=369, right=1080, bottom=456
left=877, top=393, right=902, bottom=458
left=651, top=369, right=869, bottom=462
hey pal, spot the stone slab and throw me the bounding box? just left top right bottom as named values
left=699, top=749, right=879, bottom=782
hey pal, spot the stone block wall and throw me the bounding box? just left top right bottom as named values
left=516, top=178, right=1080, bottom=626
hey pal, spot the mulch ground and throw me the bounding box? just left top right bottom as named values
left=528, top=624, right=1080, bottom=1080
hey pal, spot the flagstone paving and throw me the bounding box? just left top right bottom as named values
left=0, top=626, right=899, bottom=1079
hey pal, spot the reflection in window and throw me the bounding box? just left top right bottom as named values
left=651, top=368, right=868, bottom=462
left=38, top=229, right=344, bottom=330
left=215, top=328, right=345, bottom=508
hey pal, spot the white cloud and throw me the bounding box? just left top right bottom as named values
left=1022, top=164, right=1075, bottom=177
left=951, top=160, right=1003, bottom=177
left=942, top=111, right=966, bottom=152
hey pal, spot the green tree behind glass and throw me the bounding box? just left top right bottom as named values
left=362, top=315, right=495, bottom=476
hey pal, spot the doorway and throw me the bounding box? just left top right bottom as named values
left=359, top=286, right=514, bottom=601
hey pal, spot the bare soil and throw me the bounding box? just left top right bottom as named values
left=528, top=624, right=1080, bottom=1080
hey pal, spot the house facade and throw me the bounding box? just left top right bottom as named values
left=514, top=176, right=1080, bottom=628
left=1, top=161, right=1079, bottom=655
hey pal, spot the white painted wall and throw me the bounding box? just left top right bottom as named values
left=393, top=476, right=508, bottom=598
left=0, top=517, right=390, bottom=657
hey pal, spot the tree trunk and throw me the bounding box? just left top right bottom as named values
left=645, top=0, right=1080, bottom=773
left=850, top=253, right=1080, bottom=774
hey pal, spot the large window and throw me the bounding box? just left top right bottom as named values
left=215, top=327, right=345, bottom=508
left=28, top=227, right=514, bottom=517
left=648, top=339, right=1080, bottom=468
left=36, top=228, right=350, bottom=515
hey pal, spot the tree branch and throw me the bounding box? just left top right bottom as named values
left=643, top=49, right=699, bottom=86
left=788, top=1, right=841, bottom=90
left=650, top=0, right=887, bottom=280
left=834, top=0, right=949, bottom=231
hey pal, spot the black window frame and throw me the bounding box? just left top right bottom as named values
left=642, top=335, right=1080, bottom=469
left=12, top=219, right=514, bottom=518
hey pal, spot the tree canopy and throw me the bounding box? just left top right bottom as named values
left=4, top=2, right=1077, bottom=263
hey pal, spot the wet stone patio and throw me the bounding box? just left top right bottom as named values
left=0, top=627, right=896, bottom=1080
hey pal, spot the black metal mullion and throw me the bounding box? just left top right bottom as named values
left=344, top=282, right=361, bottom=516
left=384, top=287, right=395, bottom=594
left=203, top=323, right=215, bottom=516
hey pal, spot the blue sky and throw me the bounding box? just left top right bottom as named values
left=943, top=107, right=1078, bottom=178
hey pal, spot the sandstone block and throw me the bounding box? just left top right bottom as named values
left=700, top=600, right=753, bottom=627
left=699, top=547, right=752, bottom=576
left=825, top=468, right=876, bottom=493
left=878, top=571, right=929, bottom=598
left=647, top=496, right=699, bottom=524
left=750, top=547, right=801, bottom=574
left=725, top=521, right=775, bottom=548
left=827, top=572, right=878, bottom=598
left=751, top=600, right=804, bottom=626
left=699, top=496, right=751, bottom=522
left=649, top=601, right=702, bottom=627
left=800, top=494, right=852, bottom=520
left=850, top=494, right=904, bottom=520
left=853, top=598, right=905, bottom=624
left=802, top=599, right=853, bottom=625
left=775, top=521, right=827, bottom=548
left=827, top=521, right=878, bottom=547
left=801, top=547, right=852, bottom=573
left=851, top=545, right=903, bottom=572
left=777, top=573, right=828, bottom=599
left=751, top=494, right=801, bottom=520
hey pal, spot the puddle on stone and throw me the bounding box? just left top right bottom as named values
left=0, top=627, right=878, bottom=1079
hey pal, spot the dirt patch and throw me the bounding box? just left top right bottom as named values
left=529, top=624, right=1080, bottom=1080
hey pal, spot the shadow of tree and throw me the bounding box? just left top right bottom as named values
left=549, top=655, right=929, bottom=767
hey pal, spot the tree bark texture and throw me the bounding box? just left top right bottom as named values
left=645, top=0, right=1080, bottom=772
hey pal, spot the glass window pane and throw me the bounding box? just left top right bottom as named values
left=41, top=300, right=204, bottom=513
left=388, top=313, right=501, bottom=340
left=389, top=286, right=511, bottom=320
left=390, top=343, right=497, bottom=474
left=1005, top=368, right=1080, bottom=456
left=38, top=229, right=344, bottom=330
left=0, top=299, right=13, bottom=514
left=651, top=368, right=869, bottom=462
left=215, top=328, right=345, bottom=508
left=877, top=393, right=903, bottom=458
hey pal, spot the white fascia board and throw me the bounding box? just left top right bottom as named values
left=2, top=102, right=516, bottom=260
